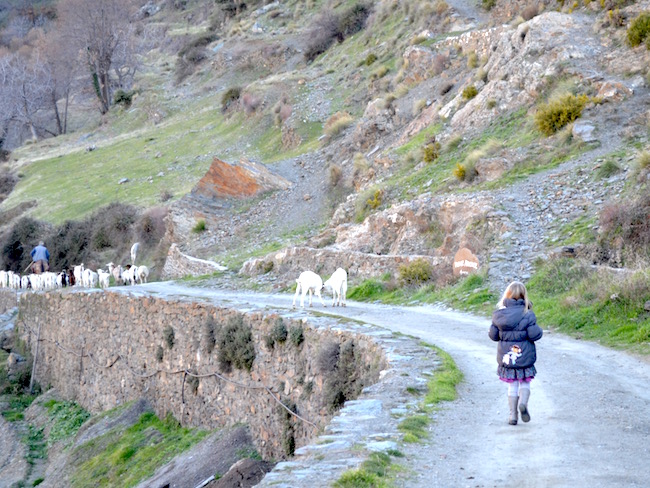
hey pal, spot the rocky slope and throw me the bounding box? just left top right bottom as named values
left=164, top=1, right=650, bottom=290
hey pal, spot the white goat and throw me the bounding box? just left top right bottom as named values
left=292, top=270, right=326, bottom=308
left=41, top=272, right=57, bottom=290
left=136, top=265, right=149, bottom=284
left=131, top=242, right=140, bottom=266
left=0, top=270, right=7, bottom=288
left=121, top=265, right=137, bottom=286
left=324, top=268, right=348, bottom=307
left=97, top=269, right=111, bottom=289
left=82, top=268, right=98, bottom=288
left=20, top=275, right=31, bottom=290
left=107, top=262, right=123, bottom=285
left=73, top=264, right=84, bottom=286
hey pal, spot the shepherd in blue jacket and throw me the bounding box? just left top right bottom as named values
left=30, top=241, right=50, bottom=274
left=489, top=281, right=543, bottom=425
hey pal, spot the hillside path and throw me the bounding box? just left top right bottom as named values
left=130, top=283, right=650, bottom=488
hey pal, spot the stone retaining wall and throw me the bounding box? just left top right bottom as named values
left=0, top=290, right=18, bottom=314
left=16, top=290, right=386, bottom=460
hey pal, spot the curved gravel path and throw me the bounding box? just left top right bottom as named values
left=131, top=283, right=650, bottom=488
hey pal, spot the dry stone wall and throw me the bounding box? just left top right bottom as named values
left=16, top=290, right=386, bottom=460
left=0, top=290, right=18, bottom=314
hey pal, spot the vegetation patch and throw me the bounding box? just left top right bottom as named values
left=264, top=317, right=288, bottom=349
left=334, top=450, right=403, bottom=488
left=71, top=411, right=207, bottom=488
left=528, top=258, right=650, bottom=353
left=627, top=12, right=650, bottom=47
left=398, top=259, right=433, bottom=287
left=217, top=314, right=256, bottom=372
left=43, top=399, right=91, bottom=447
left=534, top=93, right=589, bottom=136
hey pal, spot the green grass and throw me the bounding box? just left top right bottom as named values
left=24, top=425, right=47, bottom=466
left=333, top=450, right=402, bottom=488
left=347, top=272, right=497, bottom=316
left=420, top=345, right=464, bottom=406
left=71, top=411, right=208, bottom=488
left=43, top=399, right=91, bottom=447
left=2, top=394, right=38, bottom=422
left=395, top=344, right=463, bottom=444
left=3, top=89, right=323, bottom=225
left=553, top=214, right=597, bottom=246
left=397, top=414, right=429, bottom=443
left=528, top=258, right=650, bottom=354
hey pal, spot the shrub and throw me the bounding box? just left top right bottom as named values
left=432, top=54, right=448, bottom=75
left=348, top=279, right=385, bottom=300
left=162, top=326, right=175, bottom=349
left=534, top=93, right=589, bottom=136
left=322, top=339, right=363, bottom=412
left=324, top=112, right=354, bottom=137
left=370, top=65, right=389, bottom=80
left=398, top=258, right=433, bottom=286
left=462, top=85, right=478, bottom=100
left=339, top=3, right=371, bottom=38
left=265, top=318, right=288, bottom=349
left=192, top=219, right=207, bottom=233
left=627, top=12, right=650, bottom=47
left=303, top=10, right=340, bottom=62
left=221, top=87, right=241, bottom=113
left=289, top=325, right=304, bottom=347
left=366, top=189, right=382, bottom=210
left=467, top=52, right=478, bottom=69
left=522, top=4, right=538, bottom=20
left=636, top=150, right=650, bottom=170
left=159, top=188, right=173, bottom=202
left=453, top=162, right=466, bottom=181
left=364, top=53, right=377, bottom=65
left=482, top=0, right=496, bottom=10
left=0, top=216, right=43, bottom=272
left=204, top=317, right=216, bottom=354
left=329, top=164, right=343, bottom=187
left=217, top=314, right=256, bottom=372
left=155, top=345, right=164, bottom=362
left=486, top=99, right=497, bottom=109
left=241, top=92, right=261, bottom=114
left=598, top=194, right=650, bottom=265
left=137, top=207, right=167, bottom=246
left=113, top=90, right=134, bottom=107
left=596, top=160, right=621, bottom=179
left=423, top=141, right=441, bottom=163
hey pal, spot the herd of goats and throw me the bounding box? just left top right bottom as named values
left=0, top=243, right=148, bottom=292
left=0, top=243, right=351, bottom=308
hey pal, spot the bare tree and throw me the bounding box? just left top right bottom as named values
left=58, top=0, right=138, bottom=114
left=34, top=29, right=78, bottom=135
left=0, top=50, right=52, bottom=141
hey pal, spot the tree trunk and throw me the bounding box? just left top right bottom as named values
left=51, top=92, right=63, bottom=135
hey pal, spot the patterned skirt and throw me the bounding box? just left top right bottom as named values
left=497, top=365, right=537, bottom=383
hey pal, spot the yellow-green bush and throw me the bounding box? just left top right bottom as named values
left=627, top=12, right=650, bottom=47
left=462, top=85, right=478, bottom=100
left=398, top=258, right=433, bottom=286
left=423, top=142, right=441, bottom=163
left=534, top=94, right=589, bottom=136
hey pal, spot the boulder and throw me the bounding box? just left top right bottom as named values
left=572, top=121, right=597, bottom=143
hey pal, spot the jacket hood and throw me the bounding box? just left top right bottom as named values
left=492, top=298, right=527, bottom=330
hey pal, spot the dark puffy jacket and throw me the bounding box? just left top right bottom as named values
left=488, top=298, right=543, bottom=369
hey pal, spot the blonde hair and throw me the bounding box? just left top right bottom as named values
left=497, top=281, right=530, bottom=312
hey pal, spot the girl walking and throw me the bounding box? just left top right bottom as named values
left=489, top=281, right=543, bottom=425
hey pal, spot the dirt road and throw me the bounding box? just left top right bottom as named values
left=132, top=284, right=650, bottom=488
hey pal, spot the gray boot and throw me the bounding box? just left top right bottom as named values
left=519, top=388, right=531, bottom=423
left=508, top=396, right=518, bottom=425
